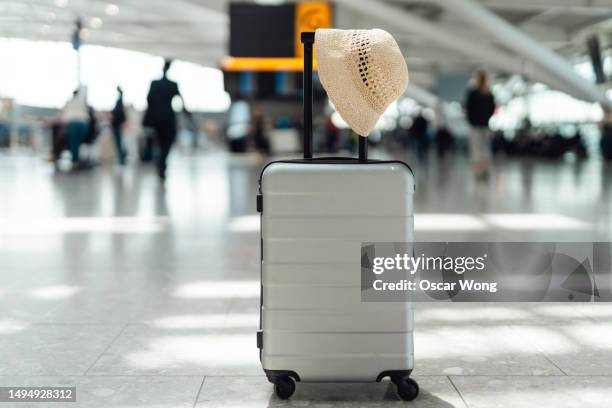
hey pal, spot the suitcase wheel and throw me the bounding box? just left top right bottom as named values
left=394, top=377, right=419, bottom=401
left=273, top=376, right=296, bottom=400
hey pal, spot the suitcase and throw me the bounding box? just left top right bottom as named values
left=257, top=32, right=418, bottom=401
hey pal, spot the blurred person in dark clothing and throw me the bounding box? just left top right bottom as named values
left=111, top=86, right=127, bottom=165
left=143, top=59, right=190, bottom=181
left=251, top=105, right=269, bottom=154
left=85, top=106, right=98, bottom=145
left=465, top=70, right=496, bottom=179
left=601, top=106, right=612, bottom=161
left=50, top=120, right=65, bottom=163
left=410, top=111, right=429, bottom=162
left=435, top=127, right=453, bottom=158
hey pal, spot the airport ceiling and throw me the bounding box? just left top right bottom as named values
left=2, top=0, right=612, bottom=88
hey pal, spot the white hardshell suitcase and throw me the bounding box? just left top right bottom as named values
left=257, top=32, right=418, bottom=401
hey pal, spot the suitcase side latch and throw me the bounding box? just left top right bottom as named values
left=257, top=330, right=263, bottom=349
left=256, top=194, right=263, bottom=213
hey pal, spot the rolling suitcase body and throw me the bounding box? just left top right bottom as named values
left=257, top=32, right=418, bottom=400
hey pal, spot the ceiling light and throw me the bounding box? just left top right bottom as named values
left=105, top=3, right=119, bottom=16
left=89, top=17, right=103, bottom=29
left=54, top=0, right=68, bottom=7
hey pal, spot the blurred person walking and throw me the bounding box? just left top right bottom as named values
left=251, top=105, right=269, bottom=154
left=61, top=89, right=89, bottom=167
left=143, top=59, right=190, bottom=181
left=111, top=86, right=127, bottom=166
left=85, top=106, right=99, bottom=145
left=601, top=106, right=612, bottom=161
left=410, top=111, right=429, bottom=162
left=465, top=70, right=496, bottom=179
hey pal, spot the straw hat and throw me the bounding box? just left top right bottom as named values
left=315, top=28, right=409, bottom=137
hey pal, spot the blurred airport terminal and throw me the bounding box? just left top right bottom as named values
left=1, top=0, right=612, bottom=406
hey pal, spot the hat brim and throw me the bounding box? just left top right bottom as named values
left=316, top=29, right=380, bottom=137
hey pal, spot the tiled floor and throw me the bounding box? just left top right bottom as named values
left=1, top=149, right=612, bottom=407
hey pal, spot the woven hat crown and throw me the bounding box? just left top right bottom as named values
left=347, top=29, right=408, bottom=114
left=315, top=28, right=409, bottom=136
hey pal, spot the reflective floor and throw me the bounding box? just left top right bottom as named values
left=1, top=148, right=612, bottom=407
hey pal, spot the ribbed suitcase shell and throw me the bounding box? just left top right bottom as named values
left=260, top=160, right=415, bottom=382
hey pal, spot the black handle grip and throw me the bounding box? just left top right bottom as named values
left=359, top=136, right=368, bottom=161
left=301, top=32, right=315, bottom=159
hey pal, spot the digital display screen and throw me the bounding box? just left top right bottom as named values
left=229, top=3, right=295, bottom=57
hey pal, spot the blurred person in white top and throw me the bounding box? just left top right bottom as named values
left=61, top=89, right=89, bottom=165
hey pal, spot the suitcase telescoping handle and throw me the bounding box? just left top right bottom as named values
left=301, top=32, right=368, bottom=162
